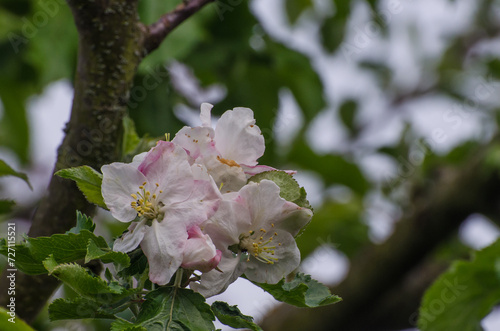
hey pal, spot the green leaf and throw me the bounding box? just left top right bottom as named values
left=28, top=230, right=108, bottom=266
left=85, top=239, right=130, bottom=267
left=0, top=238, right=47, bottom=275
left=117, top=249, right=148, bottom=278
left=0, top=200, right=15, bottom=214
left=211, top=301, right=262, bottom=331
left=0, top=229, right=110, bottom=275
left=251, top=273, right=341, bottom=308
left=418, top=239, right=500, bottom=331
left=248, top=171, right=301, bottom=202
left=48, top=297, right=116, bottom=321
left=56, top=166, right=106, bottom=209
left=121, top=287, right=215, bottom=330
left=67, top=211, right=96, bottom=234
left=0, top=159, right=31, bottom=189
left=43, top=255, right=134, bottom=304
left=0, top=307, right=34, bottom=331
left=110, top=319, right=147, bottom=331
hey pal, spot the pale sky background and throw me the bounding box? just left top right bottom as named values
left=2, top=0, right=500, bottom=329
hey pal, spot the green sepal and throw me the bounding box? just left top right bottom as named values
left=211, top=301, right=262, bottom=331
left=251, top=273, right=341, bottom=308
left=55, top=166, right=106, bottom=209
left=0, top=200, right=15, bottom=214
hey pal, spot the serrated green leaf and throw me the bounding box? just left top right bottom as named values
left=0, top=159, right=31, bottom=189
left=0, top=230, right=110, bottom=275
left=28, top=230, right=108, bottom=265
left=85, top=239, right=130, bottom=267
left=0, top=238, right=47, bottom=274
left=125, top=287, right=215, bottom=330
left=67, top=211, right=96, bottom=234
left=418, top=239, right=500, bottom=331
left=43, top=255, right=134, bottom=304
left=0, top=200, right=15, bottom=214
left=55, top=166, right=106, bottom=209
left=249, top=171, right=301, bottom=202
left=211, top=301, right=262, bottom=331
left=0, top=307, right=34, bottom=331
left=251, top=273, right=341, bottom=308
left=48, top=297, right=116, bottom=321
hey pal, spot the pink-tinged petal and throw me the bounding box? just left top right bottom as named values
left=203, top=197, right=252, bottom=249
left=172, top=126, right=216, bottom=161
left=203, top=155, right=247, bottom=193
left=190, top=163, right=223, bottom=203
left=190, top=250, right=244, bottom=298
left=141, top=220, right=188, bottom=285
left=181, top=226, right=221, bottom=272
left=113, top=219, right=148, bottom=253
left=138, top=141, right=194, bottom=205
left=215, top=107, right=265, bottom=166
left=200, top=103, right=213, bottom=127
left=244, top=231, right=300, bottom=284
left=240, top=164, right=277, bottom=176
left=101, top=163, right=147, bottom=222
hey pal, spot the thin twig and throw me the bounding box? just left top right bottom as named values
left=144, top=0, right=215, bottom=53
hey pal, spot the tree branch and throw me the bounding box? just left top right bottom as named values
left=143, top=0, right=215, bottom=54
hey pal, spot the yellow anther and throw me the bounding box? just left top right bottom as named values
left=131, top=194, right=138, bottom=199
left=260, top=228, right=266, bottom=233
left=271, top=223, right=275, bottom=227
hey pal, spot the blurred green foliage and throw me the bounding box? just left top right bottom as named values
left=2, top=0, right=500, bottom=329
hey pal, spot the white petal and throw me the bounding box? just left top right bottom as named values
left=190, top=251, right=243, bottom=298
left=203, top=155, right=247, bottom=193
left=113, top=219, right=148, bottom=253
left=203, top=198, right=252, bottom=249
left=200, top=103, right=214, bottom=127
left=101, top=163, right=147, bottom=222
left=141, top=220, right=187, bottom=285
left=244, top=231, right=300, bottom=284
left=172, top=126, right=216, bottom=161
left=138, top=141, right=194, bottom=205
left=215, top=107, right=265, bottom=166
left=238, top=180, right=285, bottom=229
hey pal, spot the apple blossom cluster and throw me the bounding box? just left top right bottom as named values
left=101, top=103, right=313, bottom=297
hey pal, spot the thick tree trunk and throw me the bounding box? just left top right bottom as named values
left=0, top=0, right=144, bottom=322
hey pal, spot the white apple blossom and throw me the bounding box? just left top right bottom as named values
left=191, top=180, right=313, bottom=297
left=102, top=141, right=221, bottom=285
left=173, top=103, right=277, bottom=192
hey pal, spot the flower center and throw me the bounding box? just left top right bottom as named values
left=239, top=225, right=280, bottom=264
left=130, top=181, right=164, bottom=221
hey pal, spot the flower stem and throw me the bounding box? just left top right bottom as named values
left=173, top=269, right=184, bottom=288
